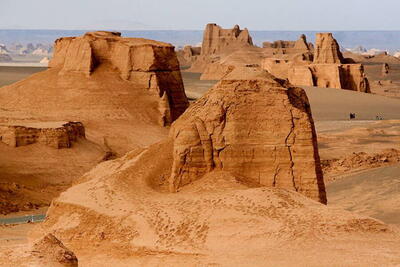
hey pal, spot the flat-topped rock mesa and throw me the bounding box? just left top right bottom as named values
left=0, top=121, right=84, bottom=148
left=170, top=67, right=327, bottom=203
left=49, top=31, right=188, bottom=124
left=313, top=33, right=344, bottom=64
left=201, top=23, right=253, bottom=56
left=0, top=31, right=189, bottom=153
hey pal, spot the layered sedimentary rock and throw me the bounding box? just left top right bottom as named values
left=186, top=24, right=255, bottom=73
left=170, top=68, right=327, bottom=203
left=24, top=68, right=400, bottom=267
left=176, top=45, right=201, bottom=68
left=261, top=33, right=370, bottom=93
left=0, top=122, right=84, bottom=148
left=262, top=35, right=313, bottom=55
left=49, top=31, right=188, bottom=124
left=0, top=31, right=189, bottom=154
left=313, top=33, right=344, bottom=64
left=201, top=24, right=253, bottom=56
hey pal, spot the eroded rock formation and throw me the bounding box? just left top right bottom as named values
left=313, top=33, right=344, bottom=64
left=169, top=67, right=327, bottom=203
left=23, top=69, right=400, bottom=267
left=31, top=234, right=78, bottom=267
left=0, top=122, right=84, bottom=148
left=201, top=24, right=253, bottom=56
left=0, top=31, right=189, bottom=154
left=49, top=31, right=188, bottom=124
left=185, top=24, right=255, bottom=73
left=261, top=33, right=370, bottom=92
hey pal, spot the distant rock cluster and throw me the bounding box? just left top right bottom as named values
left=178, top=24, right=370, bottom=93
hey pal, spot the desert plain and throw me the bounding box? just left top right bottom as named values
left=0, top=24, right=399, bottom=266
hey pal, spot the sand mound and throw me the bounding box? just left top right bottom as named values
left=28, top=68, right=400, bottom=266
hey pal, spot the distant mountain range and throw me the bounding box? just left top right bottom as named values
left=0, top=29, right=400, bottom=52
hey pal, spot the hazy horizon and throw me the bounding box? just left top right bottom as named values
left=1, top=0, right=400, bottom=31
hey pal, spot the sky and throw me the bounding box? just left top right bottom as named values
left=1, top=0, right=400, bottom=31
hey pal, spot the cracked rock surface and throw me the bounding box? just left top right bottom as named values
left=170, top=67, right=327, bottom=203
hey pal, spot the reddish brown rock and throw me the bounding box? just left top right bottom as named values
left=201, top=24, right=253, bottom=56
left=261, top=33, right=371, bottom=93
left=31, top=234, right=78, bottom=267
left=0, top=121, right=84, bottom=148
left=0, top=31, right=189, bottom=153
left=313, top=33, right=344, bottom=64
left=169, top=67, right=327, bottom=204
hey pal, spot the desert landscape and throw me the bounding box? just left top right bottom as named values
left=0, top=1, right=400, bottom=266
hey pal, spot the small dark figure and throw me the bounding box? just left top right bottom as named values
left=349, top=113, right=356, bottom=119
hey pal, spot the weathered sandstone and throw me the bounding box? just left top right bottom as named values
left=201, top=24, right=253, bottom=56
left=0, top=31, right=189, bottom=154
left=261, top=33, right=370, bottom=92
left=0, top=121, right=84, bottom=148
left=176, top=45, right=201, bottom=68
left=186, top=24, right=255, bottom=73
left=170, top=67, right=327, bottom=203
left=49, top=31, right=188, bottom=124
left=30, top=234, right=78, bottom=267
left=313, top=33, right=344, bottom=64
left=26, top=68, right=400, bottom=266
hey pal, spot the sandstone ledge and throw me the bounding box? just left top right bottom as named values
left=0, top=121, right=85, bottom=148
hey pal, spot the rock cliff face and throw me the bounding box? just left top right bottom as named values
left=201, top=24, right=253, bottom=56
left=169, top=68, right=327, bottom=204
left=49, top=31, right=188, bottom=124
left=0, top=122, right=84, bottom=148
left=313, top=33, right=344, bottom=64
left=0, top=31, right=189, bottom=154
left=261, top=33, right=370, bottom=93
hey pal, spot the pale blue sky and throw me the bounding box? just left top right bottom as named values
left=1, top=0, right=399, bottom=30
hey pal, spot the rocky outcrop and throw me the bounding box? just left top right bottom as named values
left=0, top=31, right=189, bottom=154
left=262, top=35, right=313, bottom=55
left=185, top=24, right=254, bottom=73
left=261, top=33, right=370, bottom=93
left=201, top=24, right=253, bottom=56
left=176, top=45, right=201, bottom=68
left=31, top=234, right=78, bottom=267
left=49, top=31, right=188, bottom=125
left=169, top=67, right=327, bottom=204
left=0, top=121, right=85, bottom=148
left=313, top=33, right=344, bottom=64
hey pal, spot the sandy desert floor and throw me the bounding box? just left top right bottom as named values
left=0, top=67, right=400, bottom=265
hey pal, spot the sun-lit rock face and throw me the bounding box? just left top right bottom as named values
left=201, top=24, right=253, bottom=56
left=49, top=31, right=188, bottom=125
left=313, top=33, right=344, bottom=64
left=169, top=67, right=327, bottom=204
